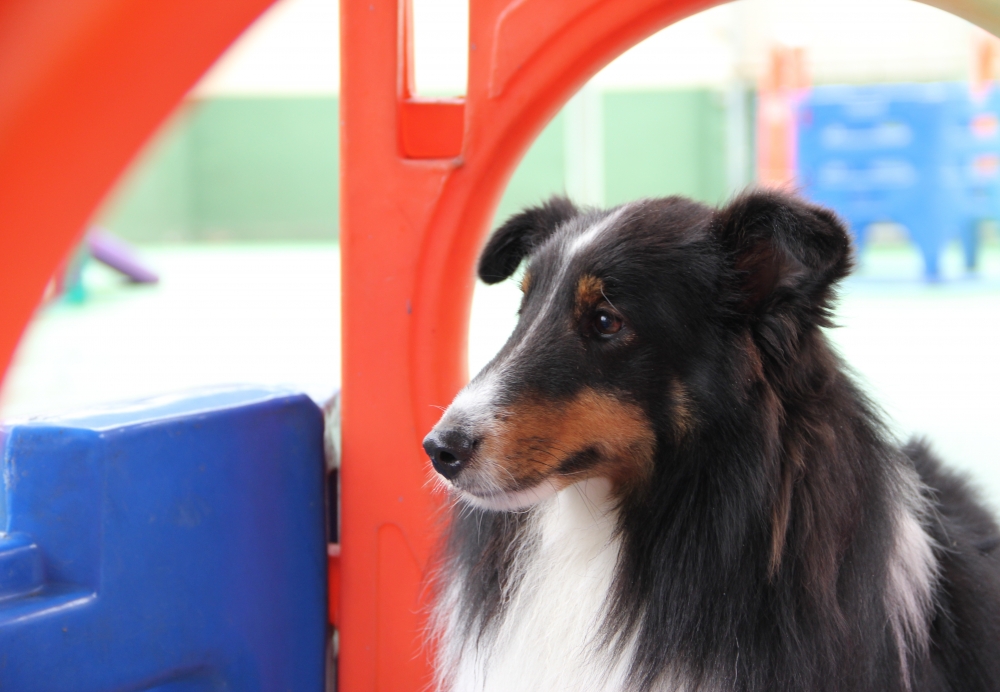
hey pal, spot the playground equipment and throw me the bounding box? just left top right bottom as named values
left=798, top=82, right=1000, bottom=279
left=800, top=82, right=970, bottom=278
left=795, top=34, right=1000, bottom=279
left=0, top=388, right=327, bottom=689
left=55, top=227, right=159, bottom=303
left=2, top=0, right=1000, bottom=690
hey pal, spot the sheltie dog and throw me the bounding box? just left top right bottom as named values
left=422, top=191, right=1000, bottom=691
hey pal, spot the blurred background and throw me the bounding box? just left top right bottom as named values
left=3, top=0, right=1000, bottom=505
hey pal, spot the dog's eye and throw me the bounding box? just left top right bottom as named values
left=593, top=309, right=623, bottom=336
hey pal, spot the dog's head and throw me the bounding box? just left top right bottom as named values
left=423, top=191, right=852, bottom=511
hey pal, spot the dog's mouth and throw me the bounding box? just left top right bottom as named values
left=449, top=476, right=562, bottom=512
left=437, top=443, right=624, bottom=512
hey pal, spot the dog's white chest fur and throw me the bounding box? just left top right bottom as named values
left=439, top=478, right=647, bottom=692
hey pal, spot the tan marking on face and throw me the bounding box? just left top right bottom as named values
left=474, top=388, right=655, bottom=496
left=520, top=269, right=532, bottom=294
left=669, top=380, right=696, bottom=438
left=574, top=274, right=605, bottom=320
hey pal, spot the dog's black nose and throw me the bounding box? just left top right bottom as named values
left=423, top=429, right=475, bottom=480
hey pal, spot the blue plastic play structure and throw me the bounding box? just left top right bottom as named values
left=798, top=82, right=1000, bottom=278
left=0, top=387, right=327, bottom=691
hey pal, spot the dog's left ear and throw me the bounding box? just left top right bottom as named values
left=714, top=191, right=853, bottom=351
left=478, top=197, right=578, bottom=284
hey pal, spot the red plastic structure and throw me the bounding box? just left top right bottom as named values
left=1, top=1, right=999, bottom=690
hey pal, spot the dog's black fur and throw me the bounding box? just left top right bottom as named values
left=425, top=191, right=1000, bottom=691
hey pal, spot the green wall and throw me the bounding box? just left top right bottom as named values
left=492, top=112, right=567, bottom=226
left=98, top=90, right=735, bottom=242
left=99, top=97, right=340, bottom=242
left=604, top=90, right=728, bottom=206
left=193, top=98, right=339, bottom=239
left=99, top=107, right=194, bottom=242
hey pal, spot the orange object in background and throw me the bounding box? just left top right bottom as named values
left=972, top=27, right=1000, bottom=100
left=756, top=44, right=809, bottom=190
left=2, top=1, right=1000, bottom=691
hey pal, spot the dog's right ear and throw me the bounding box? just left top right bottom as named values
left=714, top=190, right=853, bottom=364
left=478, top=197, right=578, bottom=284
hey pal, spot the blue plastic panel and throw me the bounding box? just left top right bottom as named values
left=797, top=82, right=1000, bottom=277
left=0, top=387, right=327, bottom=691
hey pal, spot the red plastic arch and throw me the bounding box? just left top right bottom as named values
left=1, top=0, right=999, bottom=690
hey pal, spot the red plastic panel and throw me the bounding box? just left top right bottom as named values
left=400, top=99, right=465, bottom=158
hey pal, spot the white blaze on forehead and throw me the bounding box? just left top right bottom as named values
left=567, top=203, right=633, bottom=256
left=487, top=202, right=635, bottom=367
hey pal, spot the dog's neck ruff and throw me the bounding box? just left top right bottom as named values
left=436, top=478, right=657, bottom=692
left=435, top=467, right=940, bottom=692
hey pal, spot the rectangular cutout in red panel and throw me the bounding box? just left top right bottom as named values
left=399, top=98, right=465, bottom=159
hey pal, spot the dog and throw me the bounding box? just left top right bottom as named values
left=422, top=190, right=1000, bottom=692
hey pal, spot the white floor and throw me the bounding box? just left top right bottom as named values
left=0, top=245, right=342, bottom=418
left=3, top=242, right=1000, bottom=509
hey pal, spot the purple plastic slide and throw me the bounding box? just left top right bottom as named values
left=86, top=228, right=159, bottom=284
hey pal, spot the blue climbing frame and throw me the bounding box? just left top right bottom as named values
left=798, top=82, right=1000, bottom=279
left=0, top=387, right=328, bottom=691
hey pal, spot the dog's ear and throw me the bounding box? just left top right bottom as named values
left=478, top=197, right=578, bottom=284
left=715, top=190, right=853, bottom=354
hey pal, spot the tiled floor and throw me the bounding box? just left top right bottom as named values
left=4, top=241, right=1000, bottom=509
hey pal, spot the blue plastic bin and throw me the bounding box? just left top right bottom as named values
left=0, top=387, right=328, bottom=691
left=798, top=82, right=1000, bottom=278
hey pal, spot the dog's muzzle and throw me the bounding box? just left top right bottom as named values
left=423, top=427, right=476, bottom=480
